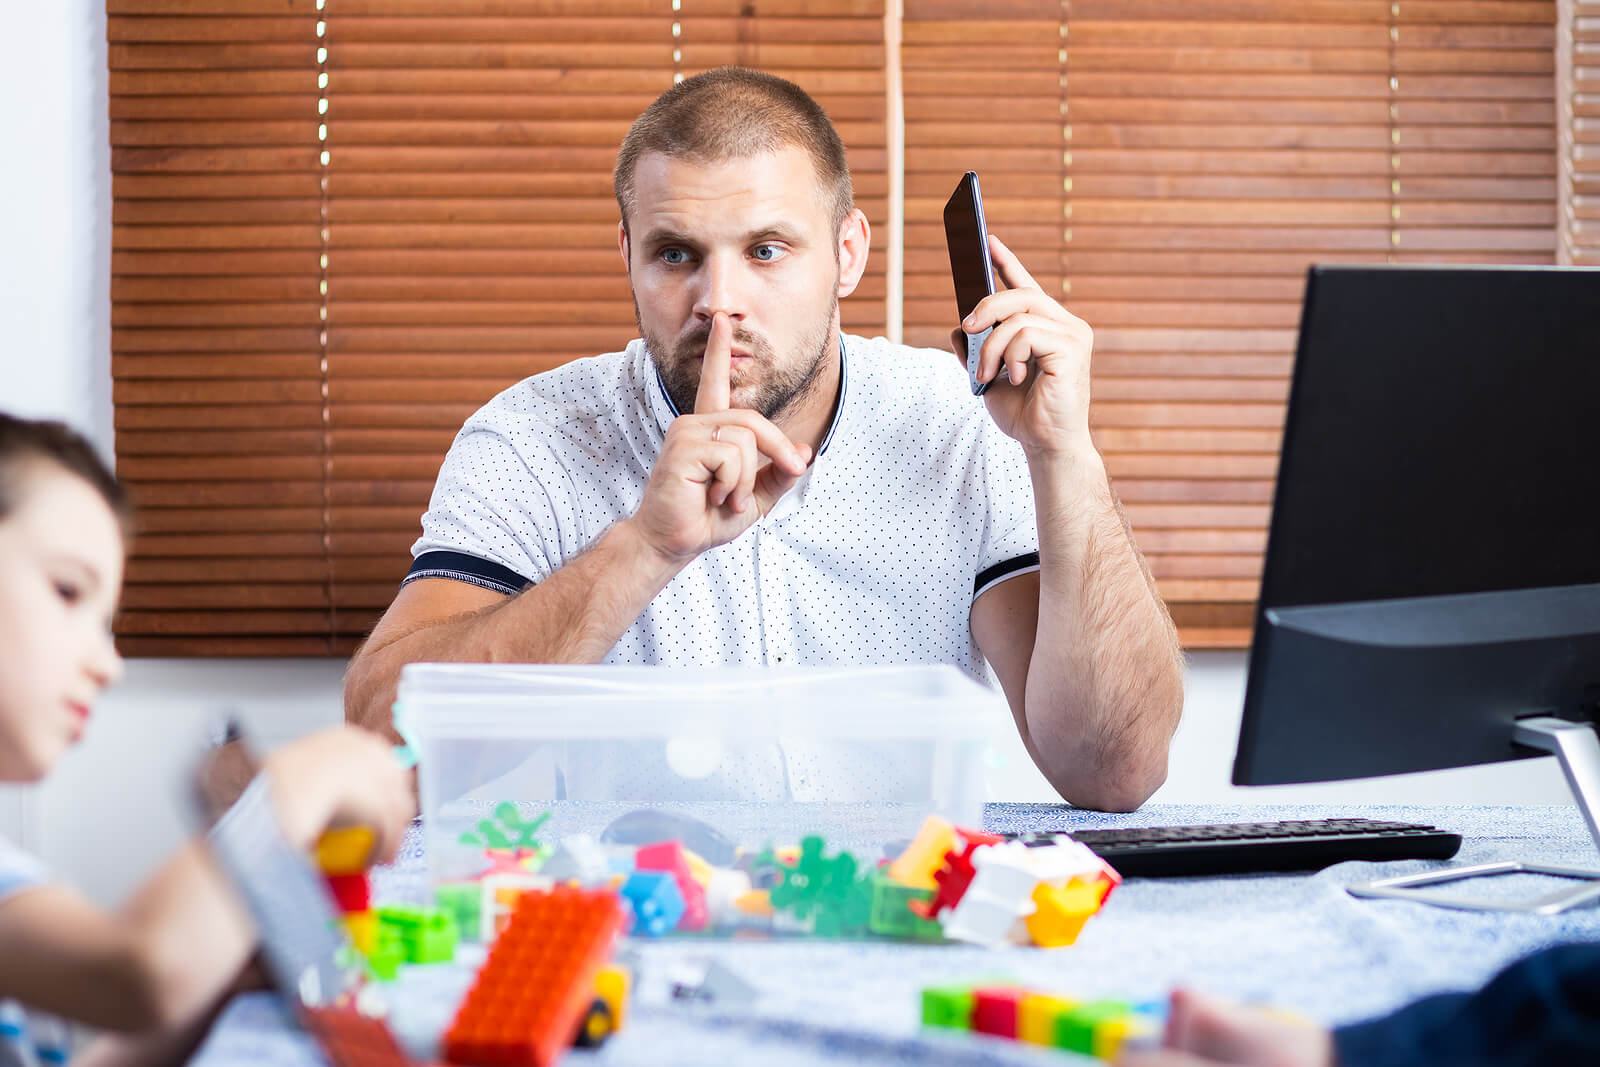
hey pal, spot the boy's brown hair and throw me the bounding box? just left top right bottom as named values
left=0, top=413, right=130, bottom=532
left=614, top=66, right=855, bottom=236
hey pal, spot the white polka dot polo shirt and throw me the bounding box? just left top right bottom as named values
left=407, top=334, right=1042, bottom=686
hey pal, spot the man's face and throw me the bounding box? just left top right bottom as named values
left=621, top=146, right=846, bottom=422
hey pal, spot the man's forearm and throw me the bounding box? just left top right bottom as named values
left=346, top=519, right=686, bottom=735
left=1023, top=447, right=1184, bottom=811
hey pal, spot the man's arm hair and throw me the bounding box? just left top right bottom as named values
left=344, top=519, right=687, bottom=739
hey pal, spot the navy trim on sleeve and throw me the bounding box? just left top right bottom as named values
left=403, top=550, right=532, bottom=597
left=974, top=552, right=1042, bottom=600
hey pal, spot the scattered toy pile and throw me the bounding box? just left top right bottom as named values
left=431, top=808, right=1120, bottom=946
left=922, top=982, right=1163, bottom=1060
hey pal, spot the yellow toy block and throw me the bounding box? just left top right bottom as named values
left=681, top=847, right=714, bottom=889
left=316, top=826, right=375, bottom=875
left=1018, top=994, right=1078, bottom=1045
left=342, top=910, right=379, bottom=955
left=1025, top=881, right=1102, bottom=947
left=1092, top=1014, right=1156, bottom=1060
left=594, top=963, right=632, bottom=1033
left=733, top=889, right=774, bottom=916
left=887, top=815, right=956, bottom=890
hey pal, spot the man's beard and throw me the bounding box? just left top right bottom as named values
left=641, top=295, right=837, bottom=424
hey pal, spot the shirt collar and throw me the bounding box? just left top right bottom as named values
left=646, top=334, right=850, bottom=458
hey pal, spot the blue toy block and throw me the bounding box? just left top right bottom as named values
left=620, top=870, right=686, bottom=937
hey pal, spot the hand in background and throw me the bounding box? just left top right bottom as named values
left=264, top=726, right=413, bottom=864
left=1117, top=990, right=1336, bottom=1067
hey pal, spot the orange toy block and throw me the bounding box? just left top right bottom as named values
left=443, top=886, right=625, bottom=1067
left=1025, top=881, right=1102, bottom=948
left=887, top=815, right=956, bottom=889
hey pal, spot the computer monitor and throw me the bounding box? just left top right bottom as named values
left=1232, top=266, right=1600, bottom=852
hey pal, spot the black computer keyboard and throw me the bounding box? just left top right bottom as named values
left=1039, top=818, right=1463, bottom=877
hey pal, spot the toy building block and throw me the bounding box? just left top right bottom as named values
left=342, top=910, right=380, bottom=957
left=377, top=906, right=458, bottom=965
left=300, top=1004, right=418, bottom=1067
left=1018, top=994, right=1078, bottom=1046
left=635, top=841, right=709, bottom=931
left=539, top=834, right=611, bottom=886
left=316, top=827, right=376, bottom=876
left=458, top=802, right=553, bottom=852
left=920, top=985, right=975, bottom=1030
left=592, top=963, right=631, bottom=1035
left=1055, top=1000, right=1132, bottom=1056
left=888, top=815, right=956, bottom=889
left=907, top=827, right=1000, bottom=922
left=325, top=872, right=371, bottom=914
left=1092, top=1013, right=1159, bottom=1060
left=971, top=987, right=1026, bottom=1039
left=619, top=869, right=686, bottom=937
left=435, top=882, right=481, bottom=942
left=443, top=886, right=625, bottom=1067
left=764, top=836, right=874, bottom=937
left=481, top=874, right=555, bottom=941
left=704, top=866, right=753, bottom=925
left=1026, top=881, right=1102, bottom=948
left=939, top=843, right=1040, bottom=947
left=866, top=870, right=944, bottom=941
left=365, top=928, right=406, bottom=982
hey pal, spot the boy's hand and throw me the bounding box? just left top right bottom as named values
left=264, top=726, right=413, bottom=864
left=1117, top=990, right=1335, bottom=1067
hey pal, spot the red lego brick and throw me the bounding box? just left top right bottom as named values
left=300, top=1004, right=417, bottom=1067
left=971, top=987, right=1026, bottom=1039
left=443, top=885, right=625, bottom=1067
left=634, top=840, right=708, bottom=931
left=325, top=871, right=371, bottom=914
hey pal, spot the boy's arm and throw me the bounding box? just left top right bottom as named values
left=0, top=842, right=252, bottom=1031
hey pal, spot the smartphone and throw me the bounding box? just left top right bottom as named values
left=943, top=171, right=997, bottom=396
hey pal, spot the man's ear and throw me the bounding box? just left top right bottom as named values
left=617, top=221, right=631, bottom=273
left=836, top=208, right=870, bottom=299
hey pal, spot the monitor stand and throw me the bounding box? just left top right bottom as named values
left=1346, top=716, right=1600, bottom=914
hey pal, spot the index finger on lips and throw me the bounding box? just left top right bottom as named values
left=695, top=311, right=733, bottom=414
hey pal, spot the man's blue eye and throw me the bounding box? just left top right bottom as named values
left=662, top=248, right=688, bottom=265
left=753, top=245, right=780, bottom=261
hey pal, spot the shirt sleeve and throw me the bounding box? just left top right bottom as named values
left=972, top=415, right=1041, bottom=600
left=407, top=418, right=574, bottom=595
left=0, top=836, right=48, bottom=904
left=1333, top=942, right=1600, bottom=1067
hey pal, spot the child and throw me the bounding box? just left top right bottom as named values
left=0, top=412, right=414, bottom=1065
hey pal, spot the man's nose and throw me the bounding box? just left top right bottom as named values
left=692, top=252, right=747, bottom=323
left=89, top=627, right=125, bottom=691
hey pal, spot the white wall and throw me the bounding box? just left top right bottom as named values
left=0, top=0, right=1581, bottom=908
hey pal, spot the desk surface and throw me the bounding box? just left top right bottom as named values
left=191, top=803, right=1600, bottom=1067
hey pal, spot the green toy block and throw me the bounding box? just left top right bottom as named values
left=922, top=985, right=976, bottom=1030
left=378, top=905, right=459, bottom=965
left=366, top=941, right=405, bottom=981
left=434, top=883, right=481, bottom=942
left=1055, top=1000, right=1132, bottom=1055
left=868, top=871, right=944, bottom=941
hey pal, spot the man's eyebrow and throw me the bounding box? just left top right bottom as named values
left=748, top=225, right=805, bottom=245
left=639, top=228, right=697, bottom=249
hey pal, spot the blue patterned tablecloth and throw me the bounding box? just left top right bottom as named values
left=190, top=803, right=1600, bottom=1066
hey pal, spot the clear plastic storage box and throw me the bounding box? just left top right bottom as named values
left=397, top=663, right=1006, bottom=889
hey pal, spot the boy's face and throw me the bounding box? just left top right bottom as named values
left=620, top=145, right=865, bottom=424
left=0, top=464, right=125, bottom=781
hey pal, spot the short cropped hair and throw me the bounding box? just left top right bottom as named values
left=614, top=67, right=854, bottom=235
left=0, top=412, right=129, bottom=532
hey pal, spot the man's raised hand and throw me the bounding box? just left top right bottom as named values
left=630, top=312, right=813, bottom=563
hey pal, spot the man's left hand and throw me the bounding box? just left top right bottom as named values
left=950, top=234, right=1094, bottom=458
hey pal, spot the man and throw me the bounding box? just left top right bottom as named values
left=345, top=67, right=1183, bottom=812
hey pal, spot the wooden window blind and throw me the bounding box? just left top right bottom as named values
left=1560, top=0, right=1600, bottom=263
left=109, top=2, right=328, bottom=655
left=109, top=1, right=1567, bottom=655
left=904, top=0, right=1558, bottom=648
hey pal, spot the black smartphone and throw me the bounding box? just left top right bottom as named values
left=943, top=171, right=997, bottom=396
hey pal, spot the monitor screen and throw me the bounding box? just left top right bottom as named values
left=1234, top=265, right=1600, bottom=786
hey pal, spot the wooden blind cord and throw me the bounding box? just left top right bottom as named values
left=318, top=4, right=335, bottom=654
